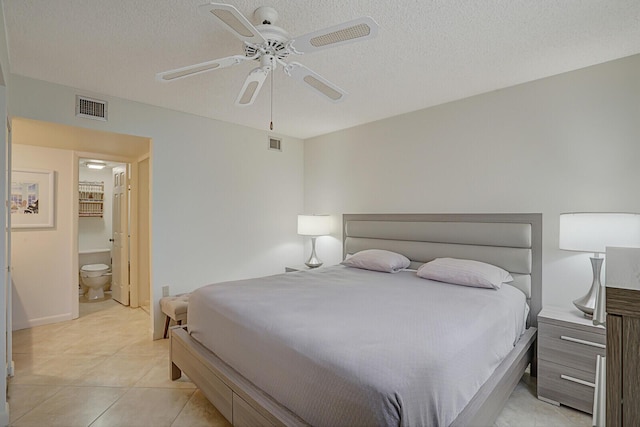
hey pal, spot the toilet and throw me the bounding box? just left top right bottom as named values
left=80, top=264, right=111, bottom=300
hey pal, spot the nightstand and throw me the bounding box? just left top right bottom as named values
left=537, top=306, right=605, bottom=414
left=285, top=264, right=316, bottom=272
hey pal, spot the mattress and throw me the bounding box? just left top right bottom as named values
left=188, top=265, right=527, bottom=426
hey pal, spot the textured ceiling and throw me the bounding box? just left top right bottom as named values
left=3, top=0, right=640, bottom=139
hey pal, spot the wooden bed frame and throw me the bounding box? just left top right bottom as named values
left=170, top=213, right=542, bottom=426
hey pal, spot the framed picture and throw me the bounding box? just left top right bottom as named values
left=11, top=169, right=54, bottom=228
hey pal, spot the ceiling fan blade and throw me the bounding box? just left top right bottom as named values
left=157, top=55, right=249, bottom=82
left=291, top=16, right=378, bottom=54
left=284, top=62, right=347, bottom=103
left=235, top=67, right=268, bottom=106
left=198, top=3, right=266, bottom=44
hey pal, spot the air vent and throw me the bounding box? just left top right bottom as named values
left=268, top=137, right=281, bottom=151
left=76, top=95, right=107, bottom=121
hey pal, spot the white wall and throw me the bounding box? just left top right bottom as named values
left=12, top=144, right=74, bottom=330
left=304, top=54, right=640, bottom=310
left=8, top=75, right=305, bottom=338
left=78, top=166, right=114, bottom=252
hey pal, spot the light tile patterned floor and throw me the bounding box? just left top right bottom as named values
left=9, top=297, right=229, bottom=427
left=8, top=297, right=591, bottom=426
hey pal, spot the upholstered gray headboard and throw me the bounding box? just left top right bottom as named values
left=343, top=213, right=542, bottom=327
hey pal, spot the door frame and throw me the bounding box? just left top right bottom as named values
left=135, top=153, right=151, bottom=311
left=72, top=151, right=144, bottom=318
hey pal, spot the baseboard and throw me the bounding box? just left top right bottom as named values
left=12, top=313, right=73, bottom=331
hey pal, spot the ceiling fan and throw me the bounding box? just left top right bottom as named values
left=157, top=3, right=378, bottom=107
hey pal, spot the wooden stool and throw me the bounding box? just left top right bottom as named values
left=160, top=293, right=190, bottom=338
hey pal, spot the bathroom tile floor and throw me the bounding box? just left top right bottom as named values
left=9, top=298, right=591, bottom=426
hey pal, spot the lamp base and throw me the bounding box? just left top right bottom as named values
left=573, top=256, right=602, bottom=318
left=304, top=237, right=323, bottom=269
left=305, top=260, right=323, bottom=269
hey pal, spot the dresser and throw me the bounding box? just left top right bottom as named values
left=606, top=286, right=640, bottom=426
left=537, top=306, right=605, bottom=414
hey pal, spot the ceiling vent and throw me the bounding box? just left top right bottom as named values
left=268, top=137, right=281, bottom=151
left=76, top=95, right=107, bottom=121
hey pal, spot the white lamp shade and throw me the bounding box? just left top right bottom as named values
left=297, top=214, right=332, bottom=236
left=559, top=213, right=640, bottom=254
left=605, top=247, right=640, bottom=291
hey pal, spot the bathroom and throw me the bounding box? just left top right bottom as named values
left=78, top=158, right=123, bottom=303
left=10, top=118, right=152, bottom=333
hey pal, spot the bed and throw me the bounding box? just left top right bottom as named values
left=170, top=213, right=542, bottom=426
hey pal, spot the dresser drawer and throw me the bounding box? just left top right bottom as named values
left=538, top=359, right=595, bottom=414
left=538, top=322, right=605, bottom=373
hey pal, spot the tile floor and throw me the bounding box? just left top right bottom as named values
left=8, top=297, right=592, bottom=426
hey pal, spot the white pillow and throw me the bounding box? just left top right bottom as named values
left=341, top=249, right=410, bottom=273
left=416, top=258, right=513, bottom=289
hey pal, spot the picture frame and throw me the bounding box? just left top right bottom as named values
left=11, top=168, right=54, bottom=229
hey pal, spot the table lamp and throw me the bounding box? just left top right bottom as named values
left=559, top=212, right=640, bottom=317
left=297, top=214, right=332, bottom=268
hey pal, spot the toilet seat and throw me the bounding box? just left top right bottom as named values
left=81, top=263, right=110, bottom=277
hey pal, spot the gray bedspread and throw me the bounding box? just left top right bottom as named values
left=188, top=265, right=527, bottom=427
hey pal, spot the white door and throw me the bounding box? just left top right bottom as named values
left=111, top=166, right=129, bottom=305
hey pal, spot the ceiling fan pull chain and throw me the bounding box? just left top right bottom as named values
left=270, top=67, right=274, bottom=131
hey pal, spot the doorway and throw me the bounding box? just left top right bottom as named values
left=78, top=158, right=127, bottom=309
left=10, top=117, right=151, bottom=331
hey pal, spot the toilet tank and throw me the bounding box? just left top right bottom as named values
left=79, top=249, right=111, bottom=267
